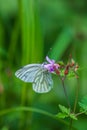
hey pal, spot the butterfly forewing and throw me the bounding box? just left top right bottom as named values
left=15, top=64, right=42, bottom=82
left=33, top=70, right=53, bottom=93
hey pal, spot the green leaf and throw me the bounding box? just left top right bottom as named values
left=56, top=112, right=68, bottom=119
left=67, top=70, right=76, bottom=79
left=60, top=69, right=65, bottom=77
left=69, top=113, right=78, bottom=120
left=59, top=104, right=70, bottom=114
left=79, top=95, right=87, bottom=114
left=56, top=104, right=77, bottom=120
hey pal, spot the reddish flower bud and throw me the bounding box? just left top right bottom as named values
left=55, top=69, right=60, bottom=75
left=64, top=65, right=69, bottom=75
left=64, top=69, right=69, bottom=75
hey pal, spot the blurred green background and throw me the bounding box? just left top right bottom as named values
left=0, top=0, right=87, bottom=130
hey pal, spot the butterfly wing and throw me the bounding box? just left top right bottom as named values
left=33, top=70, right=53, bottom=93
left=15, top=64, right=42, bottom=82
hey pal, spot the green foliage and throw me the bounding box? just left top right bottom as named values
left=58, top=104, right=70, bottom=114
left=56, top=104, right=77, bottom=120
left=79, top=95, right=87, bottom=114
left=59, top=69, right=76, bottom=78
left=0, top=47, right=7, bottom=57
left=67, top=70, right=76, bottom=79
left=0, top=0, right=87, bottom=130
left=69, top=113, right=77, bottom=120
left=50, top=27, right=74, bottom=61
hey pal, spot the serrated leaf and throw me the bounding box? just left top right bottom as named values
left=79, top=102, right=87, bottom=111
left=59, top=104, right=70, bottom=114
left=69, top=113, right=78, bottom=120
left=56, top=112, right=68, bottom=119
left=79, top=95, right=87, bottom=114
left=57, top=105, right=77, bottom=120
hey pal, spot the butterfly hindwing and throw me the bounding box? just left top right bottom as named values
left=33, top=70, right=53, bottom=93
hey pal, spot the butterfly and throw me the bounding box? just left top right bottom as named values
left=15, top=63, right=53, bottom=93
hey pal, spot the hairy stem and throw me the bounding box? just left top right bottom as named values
left=60, top=76, right=72, bottom=130
left=69, top=78, right=79, bottom=130
left=73, top=79, right=79, bottom=112
left=61, top=78, right=71, bottom=109
left=76, top=111, right=86, bottom=116
left=61, top=78, right=73, bottom=130
left=69, top=119, right=73, bottom=130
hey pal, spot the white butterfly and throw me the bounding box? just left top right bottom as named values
left=15, top=63, right=53, bottom=93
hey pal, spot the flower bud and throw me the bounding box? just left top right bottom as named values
left=55, top=69, right=60, bottom=75
left=64, top=65, right=69, bottom=75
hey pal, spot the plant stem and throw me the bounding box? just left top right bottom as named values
left=0, top=107, right=68, bottom=125
left=60, top=77, right=72, bottom=130
left=61, top=79, right=72, bottom=130
left=0, top=106, right=77, bottom=130
left=73, top=79, right=79, bottom=113
left=69, top=119, right=73, bottom=130
left=61, top=77, right=71, bottom=109
left=69, top=78, right=79, bottom=130
left=76, top=111, right=86, bottom=116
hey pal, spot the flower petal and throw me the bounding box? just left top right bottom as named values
left=46, top=56, right=55, bottom=64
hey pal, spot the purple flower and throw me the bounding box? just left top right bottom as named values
left=44, top=56, right=60, bottom=73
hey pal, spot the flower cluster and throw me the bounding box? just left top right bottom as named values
left=44, top=56, right=79, bottom=79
